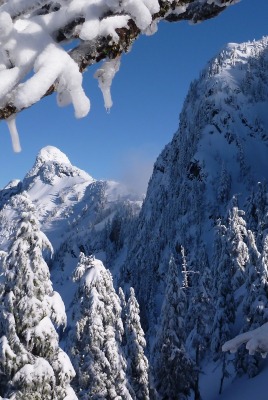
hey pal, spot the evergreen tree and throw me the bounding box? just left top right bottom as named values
left=248, top=182, right=268, bottom=249
left=211, top=222, right=235, bottom=394
left=118, top=287, right=127, bottom=331
left=211, top=222, right=235, bottom=356
left=217, top=162, right=231, bottom=204
left=153, top=255, right=196, bottom=399
left=236, top=231, right=268, bottom=378
left=186, top=265, right=213, bottom=398
left=226, top=197, right=248, bottom=294
left=245, top=182, right=268, bottom=237
left=0, top=194, right=76, bottom=399
left=124, top=287, right=150, bottom=400
left=69, top=253, right=131, bottom=399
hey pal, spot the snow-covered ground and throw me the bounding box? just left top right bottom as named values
left=198, top=357, right=268, bottom=400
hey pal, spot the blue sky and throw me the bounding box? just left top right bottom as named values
left=0, top=0, right=268, bottom=192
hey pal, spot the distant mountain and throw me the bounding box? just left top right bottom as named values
left=0, top=146, right=142, bottom=249
left=1, top=37, right=268, bottom=399
left=0, top=145, right=142, bottom=311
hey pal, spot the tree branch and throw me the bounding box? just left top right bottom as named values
left=0, top=0, right=235, bottom=121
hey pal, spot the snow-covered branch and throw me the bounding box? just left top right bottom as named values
left=0, top=0, right=237, bottom=149
left=222, top=322, right=268, bottom=357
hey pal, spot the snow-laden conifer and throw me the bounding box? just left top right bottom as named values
left=210, top=221, right=236, bottom=394
left=69, top=253, right=131, bottom=399
left=236, top=231, right=268, bottom=377
left=226, top=197, right=249, bottom=293
left=245, top=182, right=268, bottom=249
left=211, top=222, right=235, bottom=357
left=217, top=162, right=231, bottom=204
left=0, top=193, right=76, bottom=400
left=186, top=264, right=212, bottom=397
left=153, top=255, right=196, bottom=399
left=124, top=287, right=150, bottom=400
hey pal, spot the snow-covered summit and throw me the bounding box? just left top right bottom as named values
left=36, top=146, right=72, bottom=165
left=24, top=145, right=92, bottom=186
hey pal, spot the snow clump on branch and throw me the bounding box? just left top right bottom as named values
left=0, top=0, right=235, bottom=151
left=0, top=0, right=160, bottom=150
left=222, top=322, right=268, bottom=358
left=0, top=10, right=90, bottom=151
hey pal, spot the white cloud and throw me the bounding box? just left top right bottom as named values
left=118, top=147, right=156, bottom=195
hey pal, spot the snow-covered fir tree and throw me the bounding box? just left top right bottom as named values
left=153, top=255, right=197, bottom=399
left=226, top=197, right=249, bottom=295
left=0, top=193, right=76, bottom=399
left=245, top=182, right=268, bottom=249
left=69, top=253, right=132, bottom=399
left=236, top=231, right=268, bottom=378
left=186, top=264, right=213, bottom=396
left=211, top=220, right=236, bottom=394
left=211, top=221, right=236, bottom=357
left=124, top=287, right=150, bottom=400
left=217, top=162, right=232, bottom=204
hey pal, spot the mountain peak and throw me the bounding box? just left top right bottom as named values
left=24, top=145, right=93, bottom=187
left=36, top=146, right=71, bottom=165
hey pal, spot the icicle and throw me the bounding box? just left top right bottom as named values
left=94, top=56, right=121, bottom=111
left=7, top=115, right=21, bottom=153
